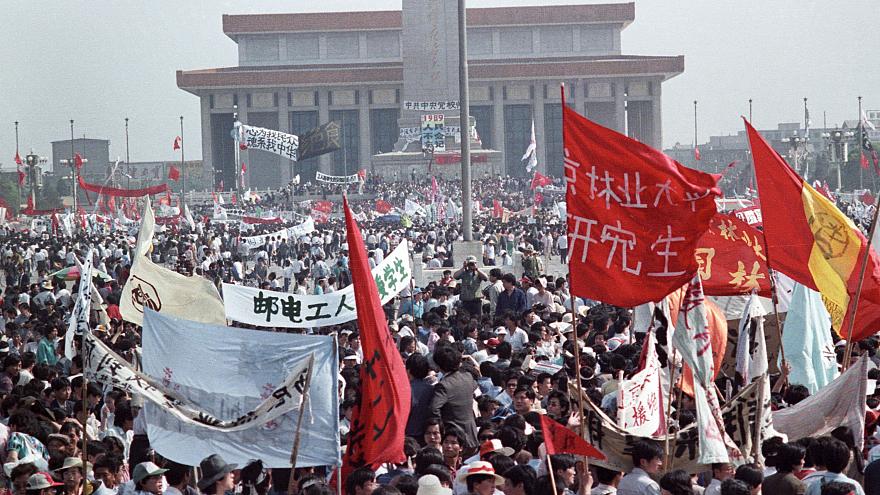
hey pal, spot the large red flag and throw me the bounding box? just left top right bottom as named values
left=340, top=196, right=410, bottom=479
left=168, top=166, right=180, bottom=181
left=531, top=171, right=552, bottom=190
left=539, top=414, right=606, bottom=459
left=173, top=136, right=182, bottom=151
left=375, top=199, right=392, bottom=214
left=564, top=105, right=720, bottom=307
left=14, top=152, right=22, bottom=166
left=746, top=118, right=880, bottom=341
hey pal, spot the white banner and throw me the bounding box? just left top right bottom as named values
left=65, top=250, right=94, bottom=360
left=773, top=355, right=868, bottom=451
left=672, top=275, right=715, bottom=388
left=142, top=310, right=340, bottom=468
left=120, top=197, right=226, bottom=326
left=241, top=217, right=315, bottom=250
left=84, top=331, right=313, bottom=432
left=223, top=241, right=411, bottom=328
left=399, top=125, right=471, bottom=143
left=404, top=100, right=459, bottom=111
left=315, top=172, right=360, bottom=184
left=421, top=114, right=446, bottom=152
left=239, top=124, right=299, bottom=161
left=405, top=199, right=426, bottom=217
left=618, top=331, right=664, bottom=436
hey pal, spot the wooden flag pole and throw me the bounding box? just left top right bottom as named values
left=843, top=192, right=880, bottom=369
left=287, top=355, right=316, bottom=495
left=663, top=346, right=678, bottom=471
left=546, top=451, right=559, bottom=495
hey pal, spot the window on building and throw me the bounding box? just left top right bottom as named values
left=326, top=33, right=359, bottom=59
left=244, top=35, right=280, bottom=62
left=503, top=105, right=532, bottom=177
left=329, top=109, right=360, bottom=176
left=290, top=111, right=319, bottom=181
left=287, top=34, right=319, bottom=61
left=370, top=108, right=400, bottom=154
left=470, top=106, right=493, bottom=150
left=499, top=28, right=533, bottom=54
left=365, top=31, right=400, bottom=58
left=544, top=103, right=563, bottom=177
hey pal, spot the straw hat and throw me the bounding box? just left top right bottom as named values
left=455, top=461, right=505, bottom=485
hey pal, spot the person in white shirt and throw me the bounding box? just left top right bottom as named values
left=618, top=440, right=663, bottom=495
left=704, top=463, right=734, bottom=495
left=591, top=467, right=623, bottom=495
left=501, top=314, right=529, bottom=353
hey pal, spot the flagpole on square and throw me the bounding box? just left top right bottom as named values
left=70, top=119, right=77, bottom=212
left=180, top=116, right=186, bottom=206
left=458, top=0, right=472, bottom=241
left=560, top=83, right=589, bottom=447
left=287, top=355, right=315, bottom=494
left=14, top=121, right=21, bottom=211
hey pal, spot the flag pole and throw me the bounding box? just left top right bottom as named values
left=14, top=121, right=21, bottom=212
left=546, top=453, right=559, bottom=495
left=561, top=82, right=592, bottom=480
left=843, top=185, right=880, bottom=369
left=663, top=345, right=678, bottom=470
left=180, top=116, right=186, bottom=207
left=287, top=355, right=316, bottom=495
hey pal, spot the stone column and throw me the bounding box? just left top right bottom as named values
left=651, top=80, right=662, bottom=150
left=277, top=90, right=293, bottom=183
left=236, top=92, right=250, bottom=188
left=614, top=80, right=626, bottom=134
left=493, top=82, right=506, bottom=176
left=318, top=88, right=331, bottom=173
left=199, top=95, right=213, bottom=188
left=532, top=88, right=547, bottom=174
left=359, top=91, right=371, bottom=173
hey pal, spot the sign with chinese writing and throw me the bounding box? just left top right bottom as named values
left=421, top=114, right=445, bottom=152
left=240, top=217, right=316, bottom=250
left=618, top=331, right=664, bottom=437
left=297, top=121, right=341, bottom=161
left=315, top=172, right=360, bottom=184
left=238, top=124, right=299, bottom=161
left=85, top=330, right=314, bottom=433
left=222, top=241, right=411, bottom=328
left=563, top=105, right=720, bottom=307
left=64, top=249, right=94, bottom=360
left=142, top=310, right=340, bottom=468
left=733, top=205, right=763, bottom=227
left=404, top=100, right=460, bottom=111
left=400, top=125, right=474, bottom=144
left=696, top=212, right=771, bottom=297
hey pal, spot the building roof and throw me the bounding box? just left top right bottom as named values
left=221, top=3, right=635, bottom=38
left=177, top=55, right=683, bottom=92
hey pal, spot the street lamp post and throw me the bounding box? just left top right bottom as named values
left=822, top=129, right=854, bottom=191
left=70, top=120, right=77, bottom=211
left=458, top=0, right=472, bottom=241
left=782, top=132, right=804, bottom=176
left=125, top=118, right=131, bottom=189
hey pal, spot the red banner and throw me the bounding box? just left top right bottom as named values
left=564, top=105, right=720, bottom=307
left=696, top=212, right=771, bottom=297
left=531, top=172, right=552, bottom=190
left=433, top=153, right=488, bottom=165
left=78, top=176, right=169, bottom=198
left=311, top=209, right=329, bottom=224
left=313, top=200, right=333, bottom=214
left=375, top=200, right=393, bottom=214
left=340, top=197, right=410, bottom=480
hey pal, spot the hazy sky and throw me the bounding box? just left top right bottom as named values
left=2, top=0, right=878, bottom=167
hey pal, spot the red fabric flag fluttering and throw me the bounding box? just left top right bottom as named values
left=17, top=170, right=25, bottom=186
left=530, top=171, right=552, bottom=190
left=14, top=152, right=22, bottom=166
left=74, top=153, right=83, bottom=170
left=375, top=200, right=392, bottom=214
left=696, top=212, right=772, bottom=297
left=564, top=104, right=720, bottom=307
left=173, top=136, right=182, bottom=151
left=339, top=196, right=410, bottom=484
left=539, top=415, right=605, bottom=459
left=694, top=147, right=702, bottom=161
left=77, top=176, right=169, bottom=198
left=168, top=166, right=181, bottom=181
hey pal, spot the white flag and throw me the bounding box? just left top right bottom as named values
left=672, top=275, right=715, bottom=388
left=65, top=249, right=94, bottom=360
left=521, top=119, right=537, bottom=172
left=618, top=331, right=665, bottom=437
left=120, top=197, right=226, bottom=326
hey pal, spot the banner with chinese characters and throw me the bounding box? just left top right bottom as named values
left=238, top=124, right=299, bottom=161
left=696, top=212, right=772, bottom=297
left=315, top=172, right=360, bottom=184
left=221, top=241, right=411, bottom=328
left=240, top=217, right=316, bottom=250
left=617, top=331, right=664, bottom=436
left=84, top=330, right=313, bottom=433
left=142, top=310, right=340, bottom=468
left=297, top=121, right=341, bottom=161
left=404, top=100, right=459, bottom=111
left=563, top=105, right=721, bottom=308
left=421, top=114, right=445, bottom=152
left=400, top=125, right=474, bottom=144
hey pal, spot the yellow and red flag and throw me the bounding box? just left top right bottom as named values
left=746, top=119, right=880, bottom=341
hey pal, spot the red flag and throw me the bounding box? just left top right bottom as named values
left=534, top=192, right=544, bottom=207
left=375, top=199, right=392, bottom=214
left=219, top=180, right=224, bottom=192
left=539, top=415, right=605, bottom=459
left=230, top=193, right=237, bottom=206
left=211, top=191, right=218, bottom=203
left=17, top=170, right=25, bottom=186
left=357, top=168, right=367, bottom=180
left=340, top=196, right=410, bottom=478
left=861, top=191, right=876, bottom=206
left=14, top=152, right=22, bottom=166
left=492, top=199, right=502, bottom=218
left=530, top=171, right=552, bottom=190
left=862, top=152, right=870, bottom=170
left=696, top=212, right=772, bottom=297
left=107, top=195, right=117, bottom=213
left=431, top=176, right=438, bottom=199
left=694, top=147, right=701, bottom=161
left=74, top=153, right=83, bottom=170
left=168, top=166, right=180, bottom=181
left=564, top=104, right=720, bottom=307
left=173, top=136, right=182, bottom=151
left=314, top=200, right=333, bottom=214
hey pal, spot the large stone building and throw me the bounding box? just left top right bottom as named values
left=177, top=1, right=683, bottom=189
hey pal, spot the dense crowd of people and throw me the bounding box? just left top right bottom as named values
left=0, top=176, right=876, bottom=495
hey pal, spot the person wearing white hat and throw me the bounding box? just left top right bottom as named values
left=417, top=474, right=452, bottom=495
left=456, top=461, right=504, bottom=495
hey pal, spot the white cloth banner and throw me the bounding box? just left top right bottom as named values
left=618, top=331, right=664, bottom=436
left=672, top=275, right=715, bottom=388
left=120, top=197, right=226, bottom=326
left=142, top=310, right=340, bottom=468
left=240, top=217, right=316, bottom=250
left=399, top=125, right=472, bottom=143
left=239, top=124, right=299, bottom=161
left=773, top=355, right=868, bottom=451
left=84, top=331, right=313, bottom=432
left=405, top=199, right=426, bottom=217
left=223, top=241, right=411, bottom=328
left=315, top=172, right=359, bottom=184
left=65, top=249, right=94, bottom=360
left=693, top=374, right=743, bottom=464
